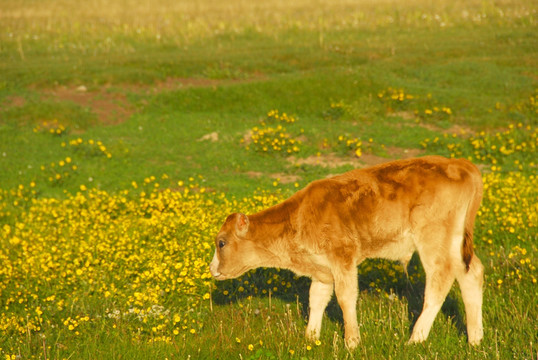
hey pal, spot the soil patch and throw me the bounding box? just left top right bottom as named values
left=198, top=132, right=219, bottom=142
left=416, top=122, right=474, bottom=136
left=245, top=171, right=264, bottom=179
left=388, top=111, right=416, bottom=121
left=124, top=75, right=266, bottom=94
left=27, top=75, right=264, bottom=127
left=41, top=86, right=134, bottom=126
left=288, top=148, right=426, bottom=170
left=2, top=96, right=26, bottom=108
left=124, top=78, right=224, bottom=94
left=386, top=112, right=475, bottom=136
left=288, top=153, right=363, bottom=169
left=270, top=173, right=302, bottom=184
left=245, top=171, right=301, bottom=184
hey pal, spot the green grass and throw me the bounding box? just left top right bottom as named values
left=0, top=0, right=537, bottom=358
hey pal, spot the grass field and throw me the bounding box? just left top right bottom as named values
left=0, top=0, right=537, bottom=358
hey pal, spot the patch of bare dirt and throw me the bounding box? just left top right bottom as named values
left=41, top=85, right=134, bottom=126
left=124, top=78, right=223, bottom=93
left=246, top=171, right=264, bottom=179
left=415, top=122, right=474, bottom=136
left=2, top=96, right=26, bottom=108
left=242, top=130, right=252, bottom=145
left=388, top=111, right=416, bottom=121
left=245, top=171, right=301, bottom=184
left=24, top=75, right=265, bottom=127
left=288, top=153, right=363, bottom=169
left=270, top=173, right=301, bottom=184
left=385, top=112, right=475, bottom=137
left=445, top=124, right=475, bottom=136
left=288, top=148, right=427, bottom=170
left=124, top=75, right=266, bottom=94
left=197, top=132, right=219, bottom=142
left=248, top=149, right=427, bottom=185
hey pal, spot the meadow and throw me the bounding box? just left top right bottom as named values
left=0, top=0, right=536, bottom=359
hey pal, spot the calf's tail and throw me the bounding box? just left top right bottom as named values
left=462, top=167, right=483, bottom=272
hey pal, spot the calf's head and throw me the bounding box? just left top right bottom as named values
left=210, top=213, right=259, bottom=280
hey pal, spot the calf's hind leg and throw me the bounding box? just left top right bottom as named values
left=456, top=254, right=484, bottom=345
left=334, top=268, right=360, bottom=349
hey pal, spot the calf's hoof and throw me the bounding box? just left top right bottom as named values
left=305, top=329, right=320, bottom=342
left=344, top=336, right=360, bottom=350
left=468, top=330, right=483, bottom=346
left=406, top=335, right=425, bottom=345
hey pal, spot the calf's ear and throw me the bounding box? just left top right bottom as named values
left=235, top=213, right=249, bottom=237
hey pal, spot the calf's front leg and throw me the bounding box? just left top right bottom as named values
left=334, top=269, right=360, bottom=349
left=305, top=280, right=333, bottom=341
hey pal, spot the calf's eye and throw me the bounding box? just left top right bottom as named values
left=218, top=240, right=226, bottom=249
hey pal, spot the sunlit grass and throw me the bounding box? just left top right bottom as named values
left=0, top=124, right=536, bottom=358
left=0, top=0, right=536, bottom=358
left=1, top=0, right=535, bottom=86
left=2, top=0, right=534, bottom=46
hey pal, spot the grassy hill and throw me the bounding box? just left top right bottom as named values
left=0, top=0, right=536, bottom=358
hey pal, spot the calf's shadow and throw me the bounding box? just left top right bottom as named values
left=211, top=253, right=467, bottom=339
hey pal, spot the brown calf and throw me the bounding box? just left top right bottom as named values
left=210, top=156, right=484, bottom=348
